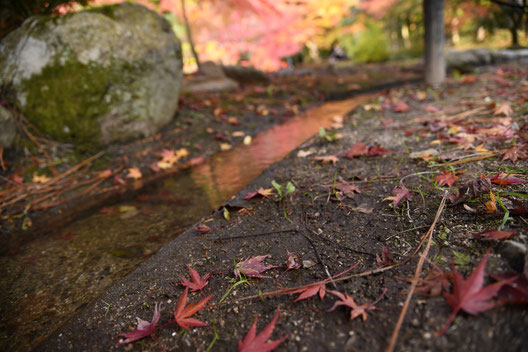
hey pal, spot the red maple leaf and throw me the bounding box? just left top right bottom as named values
left=344, top=142, right=369, bottom=159
left=327, top=289, right=387, bottom=321
left=472, top=229, right=516, bottom=240
left=438, top=250, right=514, bottom=334
left=335, top=181, right=361, bottom=198
left=490, top=173, right=527, bottom=185
left=179, top=265, right=211, bottom=294
left=376, top=247, right=395, bottom=267
left=390, top=185, right=412, bottom=207
left=392, top=101, right=410, bottom=112
left=118, top=302, right=162, bottom=346
left=501, top=145, right=528, bottom=163
left=195, top=224, right=212, bottom=234
left=274, top=251, right=303, bottom=282
left=238, top=307, right=287, bottom=352
left=234, top=255, right=277, bottom=278
left=285, top=281, right=326, bottom=302
left=173, top=287, right=212, bottom=330
left=368, top=145, right=390, bottom=156
left=434, top=171, right=458, bottom=187
left=492, top=252, right=528, bottom=305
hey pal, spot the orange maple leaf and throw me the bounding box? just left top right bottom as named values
left=126, top=167, right=142, bottom=180
left=493, top=103, right=513, bottom=117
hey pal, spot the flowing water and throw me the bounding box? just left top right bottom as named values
left=0, top=94, right=375, bottom=351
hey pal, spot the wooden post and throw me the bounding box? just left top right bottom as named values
left=424, top=0, right=445, bottom=87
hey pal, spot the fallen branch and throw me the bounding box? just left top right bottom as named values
left=386, top=191, right=448, bottom=352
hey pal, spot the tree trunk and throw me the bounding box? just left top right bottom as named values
left=180, top=0, right=201, bottom=71
left=424, top=0, right=445, bottom=87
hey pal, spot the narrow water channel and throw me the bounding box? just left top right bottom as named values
left=0, top=93, right=374, bottom=351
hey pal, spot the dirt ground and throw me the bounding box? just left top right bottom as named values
left=32, top=62, right=528, bottom=351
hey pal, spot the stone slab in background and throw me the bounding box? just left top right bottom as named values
left=447, top=48, right=528, bottom=72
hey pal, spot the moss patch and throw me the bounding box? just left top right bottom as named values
left=21, top=55, right=134, bottom=151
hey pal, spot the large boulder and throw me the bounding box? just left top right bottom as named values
left=0, top=3, right=183, bottom=149
left=0, top=105, right=16, bottom=149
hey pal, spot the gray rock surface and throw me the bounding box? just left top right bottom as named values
left=0, top=3, right=183, bottom=148
left=447, top=48, right=528, bottom=71
left=0, top=105, right=16, bottom=149
left=500, top=240, right=527, bottom=272
left=222, top=64, right=270, bottom=85
left=181, top=61, right=239, bottom=93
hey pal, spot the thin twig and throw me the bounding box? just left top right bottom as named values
left=386, top=191, right=448, bottom=352
left=15, top=118, right=58, bottom=176
left=436, top=152, right=498, bottom=166
left=211, top=228, right=297, bottom=241
left=303, top=231, right=337, bottom=289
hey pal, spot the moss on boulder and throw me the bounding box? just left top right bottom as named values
left=0, top=3, right=183, bottom=150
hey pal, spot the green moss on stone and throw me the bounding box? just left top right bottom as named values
left=21, top=55, right=133, bottom=151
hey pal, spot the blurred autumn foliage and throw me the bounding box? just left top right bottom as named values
left=2, top=0, right=527, bottom=70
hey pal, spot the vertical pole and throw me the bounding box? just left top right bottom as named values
left=424, top=0, right=445, bottom=87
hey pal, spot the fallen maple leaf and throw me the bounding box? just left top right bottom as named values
left=434, top=171, right=458, bottom=187
left=327, top=289, right=387, bottom=321
left=243, top=187, right=274, bottom=200
left=118, top=302, right=161, bottom=345
left=313, top=155, right=339, bottom=165
left=32, top=173, right=50, bottom=184
left=195, top=224, right=212, bottom=234
left=376, top=247, right=395, bottom=267
left=484, top=191, right=497, bottom=213
left=492, top=252, right=528, bottom=305
left=368, top=145, right=390, bottom=156
left=392, top=101, right=410, bottom=112
left=425, top=105, right=440, bottom=113
left=384, top=185, right=412, bottom=207
left=501, top=145, right=528, bottom=163
left=114, top=175, right=126, bottom=185
left=234, top=255, right=277, bottom=278
left=174, top=287, right=212, bottom=330
left=275, top=252, right=303, bottom=282
left=400, top=265, right=451, bottom=296
left=189, top=156, right=205, bottom=166
left=472, top=229, right=516, bottom=240
left=179, top=265, right=211, bottom=294
left=126, top=167, right=142, bottom=180
left=12, top=174, right=24, bottom=184
left=507, top=197, right=528, bottom=214
left=238, top=307, right=287, bottom=352
left=493, top=103, right=513, bottom=117
left=98, top=169, right=112, bottom=178
left=438, top=250, right=514, bottom=335
left=344, top=142, right=369, bottom=159
left=286, top=281, right=326, bottom=302
left=335, top=181, right=361, bottom=199
left=490, top=173, right=527, bottom=185
left=449, top=177, right=491, bottom=204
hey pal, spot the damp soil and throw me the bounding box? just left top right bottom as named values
left=33, top=62, right=528, bottom=351
left=0, top=62, right=422, bottom=352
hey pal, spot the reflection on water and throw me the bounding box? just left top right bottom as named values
left=0, top=94, right=373, bottom=352
left=190, top=95, right=374, bottom=208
